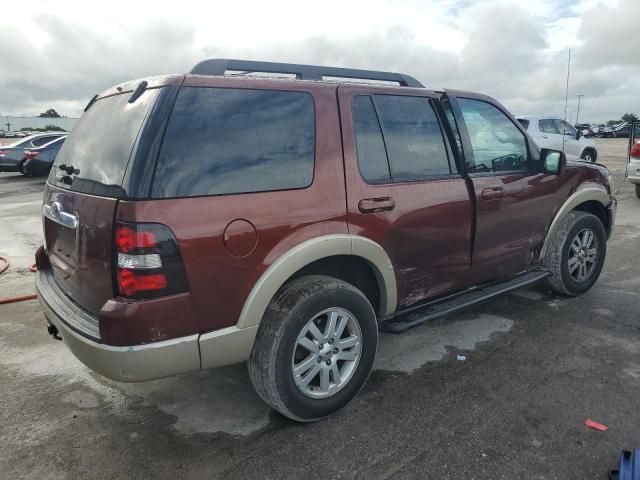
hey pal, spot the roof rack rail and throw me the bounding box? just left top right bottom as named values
left=189, top=59, right=424, bottom=88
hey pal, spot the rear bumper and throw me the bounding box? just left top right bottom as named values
left=627, top=159, right=640, bottom=183
left=36, top=268, right=257, bottom=382
left=0, top=160, right=20, bottom=171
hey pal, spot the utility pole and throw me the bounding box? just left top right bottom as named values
left=575, top=95, right=584, bottom=125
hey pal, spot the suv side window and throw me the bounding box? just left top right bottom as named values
left=554, top=119, right=576, bottom=136
left=457, top=98, right=529, bottom=173
left=375, top=95, right=451, bottom=181
left=539, top=119, right=558, bottom=134
left=352, top=96, right=391, bottom=184
left=352, top=94, right=452, bottom=184
left=152, top=87, right=315, bottom=198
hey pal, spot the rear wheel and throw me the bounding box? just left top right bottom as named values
left=248, top=275, right=378, bottom=422
left=543, top=211, right=606, bottom=295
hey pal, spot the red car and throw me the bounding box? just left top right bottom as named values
left=36, top=59, right=616, bottom=422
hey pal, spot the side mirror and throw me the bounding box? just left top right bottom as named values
left=576, top=130, right=582, bottom=140
left=540, top=149, right=565, bottom=174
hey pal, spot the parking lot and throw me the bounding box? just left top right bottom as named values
left=1, top=138, right=639, bottom=479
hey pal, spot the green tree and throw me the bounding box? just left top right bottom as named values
left=621, top=113, right=638, bottom=123
left=43, top=124, right=66, bottom=132
left=38, top=108, right=61, bottom=118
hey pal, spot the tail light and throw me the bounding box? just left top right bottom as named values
left=631, top=142, right=640, bottom=160
left=114, top=222, right=189, bottom=299
left=25, top=150, right=40, bottom=160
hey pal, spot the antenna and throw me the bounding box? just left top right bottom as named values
left=563, top=49, right=571, bottom=153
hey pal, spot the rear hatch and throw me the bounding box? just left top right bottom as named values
left=43, top=86, right=161, bottom=316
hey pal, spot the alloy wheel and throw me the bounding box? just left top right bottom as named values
left=567, top=228, right=599, bottom=283
left=291, top=307, right=362, bottom=399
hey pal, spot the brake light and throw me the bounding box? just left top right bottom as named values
left=25, top=151, right=40, bottom=160
left=117, top=269, right=168, bottom=296
left=114, top=222, right=188, bottom=299
left=631, top=142, right=640, bottom=159
left=116, top=226, right=157, bottom=253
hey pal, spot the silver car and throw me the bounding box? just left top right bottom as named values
left=517, top=116, right=598, bottom=162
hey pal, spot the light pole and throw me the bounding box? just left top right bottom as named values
left=575, top=95, right=584, bottom=125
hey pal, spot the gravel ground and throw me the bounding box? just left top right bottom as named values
left=0, top=138, right=638, bottom=480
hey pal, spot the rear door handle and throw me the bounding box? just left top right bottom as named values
left=481, top=187, right=504, bottom=200
left=358, top=197, right=395, bottom=214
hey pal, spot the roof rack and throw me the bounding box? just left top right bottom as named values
left=189, top=59, right=424, bottom=88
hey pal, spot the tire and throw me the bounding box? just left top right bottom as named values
left=248, top=275, right=378, bottom=422
left=543, top=211, right=607, bottom=295
left=635, top=184, right=640, bottom=199
left=581, top=149, right=597, bottom=163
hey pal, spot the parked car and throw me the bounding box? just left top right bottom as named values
left=610, top=122, right=633, bottom=138
left=36, top=59, right=616, bottom=422
left=575, top=123, right=600, bottom=137
left=517, top=116, right=598, bottom=162
left=21, top=136, right=67, bottom=176
left=0, top=133, right=68, bottom=172
left=627, top=122, right=640, bottom=198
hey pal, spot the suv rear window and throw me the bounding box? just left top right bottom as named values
left=49, top=89, right=159, bottom=196
left=151, top=87, right=315, bottom=198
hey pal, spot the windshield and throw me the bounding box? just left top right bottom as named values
left=48, top=88, right=159, bottom=197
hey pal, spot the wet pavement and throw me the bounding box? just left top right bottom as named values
left=1, top=138, right=639, bottom=479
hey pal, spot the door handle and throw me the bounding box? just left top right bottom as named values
left=358, top=197, right=395, bottom=214
left=481, top=187, right=504, bottom=200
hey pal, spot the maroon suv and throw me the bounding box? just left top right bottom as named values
left=36, top=59, right=616, bottom=422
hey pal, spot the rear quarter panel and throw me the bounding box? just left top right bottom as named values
left=116, top=78, right=347, bottom=334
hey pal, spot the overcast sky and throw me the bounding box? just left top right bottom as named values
left=2, top=0, right=637, bottom=122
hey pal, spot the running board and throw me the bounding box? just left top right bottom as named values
left=379, top=270, right=551, bottom=334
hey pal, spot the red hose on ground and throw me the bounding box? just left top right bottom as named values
left=0, top=294, right=37, bottom=305
left=0, top=256, right=39, bottom=304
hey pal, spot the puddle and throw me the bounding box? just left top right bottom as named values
left=375, top=314, right=514, bottom=373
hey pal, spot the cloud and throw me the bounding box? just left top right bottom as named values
left=0, top=0, right=637, bottom=122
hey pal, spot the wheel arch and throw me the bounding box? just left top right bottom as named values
left=236, top=235, right=397, bottom=329
left=540, top=186, right=612, bottom=261
left=581, top=147, right=597, bottom=161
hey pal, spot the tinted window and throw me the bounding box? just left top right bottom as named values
left=152, top=87, right=315, bottom=198
left=33, top=136, right=57, bottom=147
left=539, top=119, right=557, bottom=134
left=49, top=89, right=159, bottom=196
left=352, top=96, right=391, bottom=184
left=517, top=119, right=530, bottom=129
left=375, top=95, right=451, bottom=180
left=441, top=97, right=464, bottom=159
left=457, top=98, right=528, bottom=173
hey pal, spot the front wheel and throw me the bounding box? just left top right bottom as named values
left=543, top=211, right=607, bottom=295
left=248, top=275, right=378, bottom=422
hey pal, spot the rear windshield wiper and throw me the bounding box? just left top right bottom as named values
left=128, top=81, right=148, bottom=104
